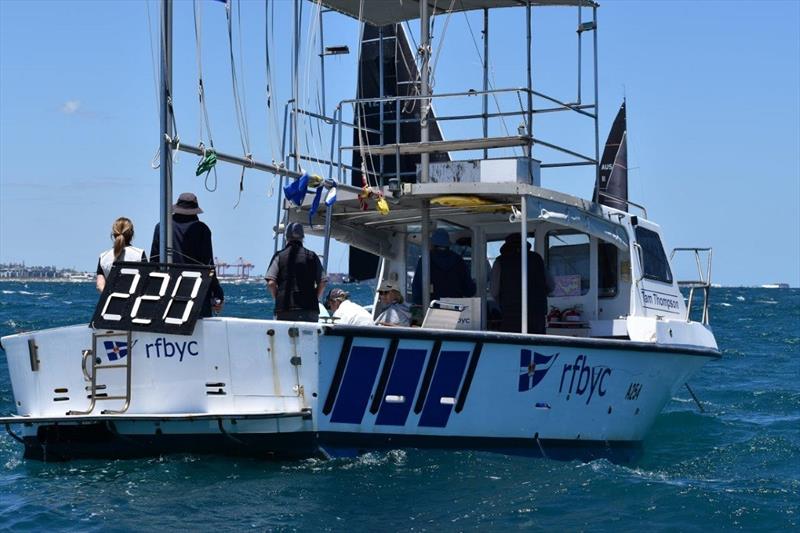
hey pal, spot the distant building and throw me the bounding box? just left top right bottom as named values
left=0, top=262, right=89, bottom=280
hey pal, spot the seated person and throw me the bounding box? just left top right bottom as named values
left=325, top=288, right=373, bottom=326
left=411, top=228, right=476, bottom=305
left=374, top=281, right=411, bottom=327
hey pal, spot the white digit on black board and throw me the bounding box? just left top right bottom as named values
left=100, top=268, right=141, bottom=321
left=162, top=271, right=203, bottom=325
left=130, top=272, right=170, bottom=324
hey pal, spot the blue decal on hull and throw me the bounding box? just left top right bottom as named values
left=330, top=346, right=384, bottom=424
left=418, top=350, right=470, bottom=428
left=518, top=350, right=559, bottom=391
left=103, top=341, right=128, bottom=361
left=375, top=348, right=428, bottom=426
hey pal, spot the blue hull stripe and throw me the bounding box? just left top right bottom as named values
left=418, top=350, right=470, bottom=428
left=330, top=345, right=384, bottom=424
left=375, top=348, right=428, bottom=426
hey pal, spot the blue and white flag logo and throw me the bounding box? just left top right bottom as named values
left=518, top=350, right=559, bottom=392
left=103, top=341, right=128, bottom=361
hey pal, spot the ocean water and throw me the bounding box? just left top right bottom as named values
left=0, top=282, right=797, bottom=531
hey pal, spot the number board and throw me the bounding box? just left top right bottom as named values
left=91, top=262, right=215, bottom=335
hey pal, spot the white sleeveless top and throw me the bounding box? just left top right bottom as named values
left=98, top=246, right=146, bottom=278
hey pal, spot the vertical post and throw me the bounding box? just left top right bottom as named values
left=292, top=0, right=300, bottom=173
left=525, top=0, right=533, bottom=158
left=421, top=204, right=431, bottom=312
left=419, top=0, right=430, bottom=183
left=322, top=106, right=338, bottom=273
left=378, top=25, right=385, bottom=184
left=159, top=0, right=173, bottom=263
left=395, top=98, right=401, bottom=184
left=482, top=8, right=489, bottom=159
left=592, top=5, right=600, bottom=200
left=520, top=197, right=528, bottom=334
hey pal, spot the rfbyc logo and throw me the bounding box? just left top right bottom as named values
left=144, top=337, right=199, bottom=362
left=559, top=354, right=611, bottom=404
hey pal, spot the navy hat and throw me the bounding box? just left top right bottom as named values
left=173, top=192, right=203, bottom=215
left=431, top=228, right=450, bottom=247
left=285, top=222, right=305, bottom=241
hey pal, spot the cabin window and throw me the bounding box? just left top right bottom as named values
left=598, top=242, right=618, bottom=298
left=635, top=226, right=673, bottom=284
left=546, top=232, right=590, bottom=296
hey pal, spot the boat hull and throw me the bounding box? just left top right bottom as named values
left=1, top=318, right=719, bottom=462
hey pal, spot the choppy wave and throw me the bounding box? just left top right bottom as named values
left=0, top=283, right=798, bottom=530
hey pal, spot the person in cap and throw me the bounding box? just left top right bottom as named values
left=96, top=217, right=147, bottom=293
left=374, top=281, right=411, bottom=327
left=411, top=228, right=476, bottom=305
left=266, top=222, right=327, bottom=322
left=150, top=192, right=224, bottom=317
left=325, top=288, right=373, bottom=326
left=489, top=233, right=550, bottom=334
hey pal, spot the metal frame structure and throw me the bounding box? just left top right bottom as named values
left=157, top=0, right=603, bottom=323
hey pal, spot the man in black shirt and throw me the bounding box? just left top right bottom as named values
left=490, top=233, right=549, bottom=334
left=150, top=192, right=224, bottom=318
left=266, top=222, right=327, bottom=322
left=411, top=228, right=476, bottom=305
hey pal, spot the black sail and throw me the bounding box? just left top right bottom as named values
left=348, top=23, right=449, bottom=281
left=596, top=101, right=628, bottom=212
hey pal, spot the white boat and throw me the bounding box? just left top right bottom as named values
left=0, top=0, right=719, bottom=461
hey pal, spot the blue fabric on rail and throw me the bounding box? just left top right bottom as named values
left=284, top=172, right=309, bottom=207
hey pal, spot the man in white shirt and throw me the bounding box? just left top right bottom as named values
left=325, top=288, right=374, bottom=326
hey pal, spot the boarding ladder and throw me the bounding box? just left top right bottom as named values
left=68, top=330, right=133, bottom=415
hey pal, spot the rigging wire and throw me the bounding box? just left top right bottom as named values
left=263, top=0, right=282, bottom=197
left=462, top=9, right=518, bottom=156
left=299, top=0, right=325, bottom=179
left=224, top=0, right=253, bottom=207
left=353, top=0, right=380, bottom=190
left=147, top=0, right=179, bottom=169
left=429, top=0, right=457, bottom=91
left=145, top=0, right=162, bottom=169
left=193, top=0, right=219, bottom=191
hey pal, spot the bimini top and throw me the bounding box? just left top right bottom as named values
left=286, top=181, right=630, bottom=264
left=319, top=0, right=597, bottom=27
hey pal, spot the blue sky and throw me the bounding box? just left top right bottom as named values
left=1, top=0, right=798, bottom=287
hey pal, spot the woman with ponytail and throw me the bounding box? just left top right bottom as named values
left=96, top=217, right=147, bottom=292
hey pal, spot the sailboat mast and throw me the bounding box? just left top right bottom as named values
left=159, top=0, right=173, bottom=263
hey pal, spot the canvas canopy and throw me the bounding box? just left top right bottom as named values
left=318, top=0, right=597, bottom=27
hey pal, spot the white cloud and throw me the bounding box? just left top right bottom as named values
left=60, top=100, right=81, bottom=114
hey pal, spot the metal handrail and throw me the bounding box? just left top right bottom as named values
left=670, top=248, right=713, bottom=325
left=597, top=191, right=649, bottom=218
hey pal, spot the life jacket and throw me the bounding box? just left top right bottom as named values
left=274, top=242, right=320, bottom=312
left=99, top=246, right=145, bottom=278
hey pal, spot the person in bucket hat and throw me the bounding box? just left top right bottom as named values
left=150, top=192, right=224, bottom=317
left=374, top=280, right=411, bottom=327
